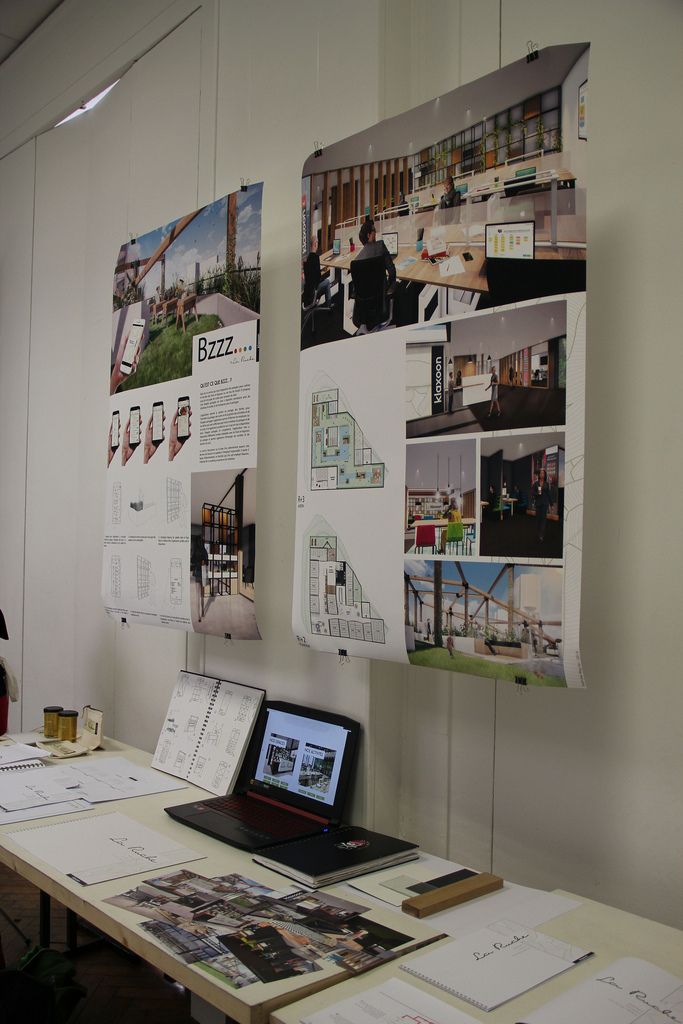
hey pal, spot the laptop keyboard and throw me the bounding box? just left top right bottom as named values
left=207, top=794, right=319, bottom=839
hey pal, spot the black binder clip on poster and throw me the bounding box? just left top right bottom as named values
left=526, top=40, right=539, bottom=63
left=313, top=140, right=323, bottom=159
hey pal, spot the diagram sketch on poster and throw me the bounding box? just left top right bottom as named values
left=166, top=478, right=187, bottom=524
left=110, top=556, right=121, bottom=599
left=137, top=556, right=155, bottom=600
left=111, top=482, right=122, bottom=525
left=307, top=521, right=386, bottom=644
left=169, top=558, right=183, bottom=605
left=310, top=385, right=385, bottom=490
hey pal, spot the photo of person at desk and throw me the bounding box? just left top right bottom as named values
left=349, top=218, right=398, bottom=333
left=300, top=42, right=587, bottom=346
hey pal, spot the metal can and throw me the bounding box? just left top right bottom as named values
left=57, top=709, right=78, bottom=742
left=43, top=705, right=64, bottom=738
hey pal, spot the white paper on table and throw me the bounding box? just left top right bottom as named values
left=0, top=756, right=185, bottom=811
left=432, top=885, right=579, bottom=938
left=0, top=742, right=50, bottom=766
left=302, top=976, right=479, bottom=1024
left=520, top=957, right=683, bottom=1024
left=7, top=811, right=204, bottom=885
left=346, top=858, right=472, bottom=906
left=439, top=255, right=465, bottom=276
left=0, top=799, right=94, bottom=825
left=401, top=920, right=593, bottom=1011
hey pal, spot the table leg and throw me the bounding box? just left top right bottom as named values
left=39, top=890, right=50, bottom=947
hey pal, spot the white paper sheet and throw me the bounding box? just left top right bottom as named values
left=7, top=811, right=204, bottom=885
left=521, top=957, right=683, bottom=1024
left=0, top=742, right=50, bottom=766
left=302, top=976, right=479, bottom=1024
left=401, top=920, right=592, bottom=1011
left=0, top=756, right=184, bottom=811
left=0, top=799, right=94, bottom=825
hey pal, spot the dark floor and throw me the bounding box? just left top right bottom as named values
left=0, top=862, right=196, bottom=1023
left=300, top=295, right=346, bottom=348
left=480, top=510, right=563, bottom=559
left=406, top=385, right=566, bottom=437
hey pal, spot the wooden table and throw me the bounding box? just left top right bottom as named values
left=0, top=741, right=439, bottom=1024
left=272, top=889, right=683, bottom=1024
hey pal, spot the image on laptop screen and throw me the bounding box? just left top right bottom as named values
left=485, top=221, right=535, bottom=260
left=332, top=238, right=341, bottom=256
left=253, top=706, right=351, bottom=808
left=382, top=231, right=399, bottom=257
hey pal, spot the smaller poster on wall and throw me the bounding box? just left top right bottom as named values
left=103, top=185, right=263, bottom=639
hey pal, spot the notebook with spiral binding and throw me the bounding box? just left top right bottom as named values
left=152, top=671, right=264, bottom=794
left=400, top=921, right=593, bottom=1011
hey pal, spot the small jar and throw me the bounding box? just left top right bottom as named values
left=43, top=705, right=64, bottom=738
left=57, top=709, right=78, bottom=742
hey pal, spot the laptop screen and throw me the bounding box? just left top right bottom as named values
left=485, top=221, right=535, bottom=260
left=243, top=701, right=360, bottom=821
left=332, top=238, right=341, bottom=255
left=382, top=231, right=399, bottom=256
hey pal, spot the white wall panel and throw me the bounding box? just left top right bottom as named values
left=0, top=141, right=35, bottom=731
left=0, top=0, right=202, bottom=160
left=492, top=0, right=683, bottom=928
left=22, top=120, right=92, bottom=727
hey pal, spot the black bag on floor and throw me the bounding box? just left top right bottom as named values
left=0, top=945, right=86, bottom=1024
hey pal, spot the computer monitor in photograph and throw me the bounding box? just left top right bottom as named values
left=332, top=238, right=341, bottom=256
left=485, top=221, right=535, bottom=260
left=382, top=231, right=399, bottom=257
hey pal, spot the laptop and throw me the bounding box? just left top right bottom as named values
left=332, top=238, right=342, bottom=256
left=382, top=231, right=399, bottom=256
left=165, top=701, right=360, bottom=852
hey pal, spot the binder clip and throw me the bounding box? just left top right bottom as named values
left=120, top=617, right=128, bottom=629
left=224, top=632, right=232, bottom=643
left=526, top=41, right=539, bottom=63
left=338, top=649, right=350, bottom=664
left=240, top=178, right=249, bottom=192
left=313, top=140, right=323, bottom=159
left=515, top=675, right=528, bottom=693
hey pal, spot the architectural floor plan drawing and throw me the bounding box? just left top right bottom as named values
left=308, top=531, right=386, bottom=643
left=310, top=387, right=385, bottom=490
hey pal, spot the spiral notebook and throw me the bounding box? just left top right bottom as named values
left=400, top=920, right=593, bottom=1011
left=152, top=671, right=264, bottom=794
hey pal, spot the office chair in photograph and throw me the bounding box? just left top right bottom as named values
left=301, top=256, right=333, bottom=338
left=350, top=255, right=394, bottom=334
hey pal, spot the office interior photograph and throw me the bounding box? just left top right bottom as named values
left=190, top=469, right=258, bottom=638
left=1, top=2, right=682, bottom=1023
left=300, top=44, right=586, bottom=347
left=406, top=300, right=567, bottom=436
left=404, top=439, right=477, bottom=555
left=480, top=432, right=565, bottom=559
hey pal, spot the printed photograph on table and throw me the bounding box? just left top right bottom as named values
left=300, top=45, right=587, bottom=348
left=105, top=869, right=414, bottom=988
left=404, top=560, right=566, bottom=686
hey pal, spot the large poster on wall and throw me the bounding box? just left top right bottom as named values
left=293, top=45, right=588, bottom=686
left=103, top=185, right=263, bottom=639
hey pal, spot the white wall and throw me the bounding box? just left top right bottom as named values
left=0, top=0, right=681, bottom=930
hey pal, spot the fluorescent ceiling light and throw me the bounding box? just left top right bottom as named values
left=55, top=80, right=119, bottom=126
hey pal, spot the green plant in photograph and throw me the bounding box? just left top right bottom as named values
left=408, top=644, right=565, bottom=686
left=118, top=313, right=222, bottom=391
